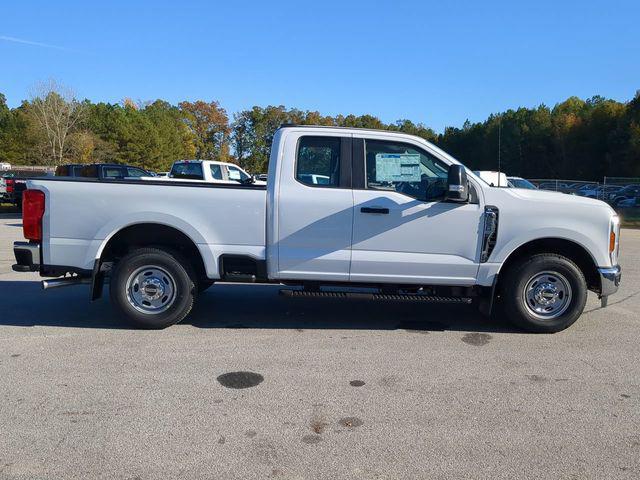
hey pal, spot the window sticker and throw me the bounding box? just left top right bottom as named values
left=375, top=154, right=421, bottom=182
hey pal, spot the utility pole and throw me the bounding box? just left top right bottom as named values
left=497, top=115, right=502, bottom=186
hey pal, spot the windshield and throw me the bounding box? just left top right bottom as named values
left=509, top=178, right=537, bottom=189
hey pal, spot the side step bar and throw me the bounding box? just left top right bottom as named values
left=279, top=289, right=472, bottom=304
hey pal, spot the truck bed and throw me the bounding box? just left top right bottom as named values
left=30, top=177, right=267, bottom=278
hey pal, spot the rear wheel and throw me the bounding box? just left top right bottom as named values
left=110, top=247, right=196, bottom=329
left=501, top=254, right=587, bottom=333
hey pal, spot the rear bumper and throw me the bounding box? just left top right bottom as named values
left=598, top=265, right=621, bottom=297
left=12, top=241, right=92, bottom=277
left=12, top=241, right=40, bottom=272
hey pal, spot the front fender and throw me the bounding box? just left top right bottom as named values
left=492, top=227, right=607, bottom=271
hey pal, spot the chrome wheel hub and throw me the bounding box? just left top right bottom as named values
left=524, top=271, right=572, bottom=319
left=126, top=266, right=176, bottom=314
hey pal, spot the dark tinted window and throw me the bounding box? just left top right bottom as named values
left=296, top=136, right=340, bottom=187
left=170, top=162, right=204, bottom=180
left=365, top=140, right=448, bottom=201
left=102, top=166, right=125, bottom=179
left=80, top=165, right=99, bottom=178
left=126, top=167, right=147, bottom=177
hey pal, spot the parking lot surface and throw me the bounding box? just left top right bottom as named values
left=0, top=214, right=639, bottom=479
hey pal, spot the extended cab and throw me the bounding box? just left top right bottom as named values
left=12, top=126, right=621, bottom=332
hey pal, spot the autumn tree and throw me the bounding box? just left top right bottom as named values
left=179, top=100, right=230, bottom=161
left=29, top=80, right=86, bottom=165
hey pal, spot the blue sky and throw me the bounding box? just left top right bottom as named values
left=2, top=0, right=639, bottom=132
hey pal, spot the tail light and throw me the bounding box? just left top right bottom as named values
left=6, top=178, right=14, bottom=193
left=23, top=190, right=46, bottom=241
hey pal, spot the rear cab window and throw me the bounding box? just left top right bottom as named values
left=170, top=162, right=204, bottom=180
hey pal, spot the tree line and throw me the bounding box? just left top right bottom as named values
left=1, top=82, right=639, bottom=180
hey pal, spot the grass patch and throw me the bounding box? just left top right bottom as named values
left=619, top=208, right=640, bottom=229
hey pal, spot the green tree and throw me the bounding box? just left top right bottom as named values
left=179, top=100, right=230, bottom=161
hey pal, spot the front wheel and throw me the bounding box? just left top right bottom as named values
left=109, top=248, right=196, bottom=329
left=501, top=254, right=588, bottom=333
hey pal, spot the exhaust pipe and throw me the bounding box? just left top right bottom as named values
left=42, top=277, right=91, bottom=290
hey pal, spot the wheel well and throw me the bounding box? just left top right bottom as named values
left=498, top=238, right=600, bottom=292
left=100, top=223, right=207, bottom=281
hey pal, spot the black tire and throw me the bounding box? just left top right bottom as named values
left=501, top=253, right=587, bottom=333
left=109, top=247, right=196, bottom=329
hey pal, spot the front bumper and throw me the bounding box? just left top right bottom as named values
left=598, top=265, right=621, bottom=297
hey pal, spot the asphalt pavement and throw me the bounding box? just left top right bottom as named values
left=0, top=214, right=638, bottom=479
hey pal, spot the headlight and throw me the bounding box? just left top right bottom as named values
left=609, top=215, right=620, bottom=265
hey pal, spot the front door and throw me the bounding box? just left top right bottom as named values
left=350, top=137, right=483, bottom=285
left=276, top=134, right=354, bottom=281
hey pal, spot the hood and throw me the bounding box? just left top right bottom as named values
left=504, top=187, right=613, bottom=210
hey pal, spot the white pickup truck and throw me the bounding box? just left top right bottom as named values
left=155, top=159, right=266, bottom=185
left=13, top=125, right=621, bottom=332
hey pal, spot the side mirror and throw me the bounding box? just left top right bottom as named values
left=445, top=164, right=469, bottom=203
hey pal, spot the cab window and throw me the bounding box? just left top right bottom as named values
left=210, top=164, right=223, bottom=180
left=102, top=166, right=124, bottom=179
left=227, top=165, right=249, bottom=182
left=296, top=136, right=340, bottom=187
left=170, top=162, right=203, bottom=180
left=365, top=139, right=448, bottom=201
left=126, top=167, right=147, bottom=177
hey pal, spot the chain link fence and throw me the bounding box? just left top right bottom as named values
left=530, top=177, right=640, bottom=227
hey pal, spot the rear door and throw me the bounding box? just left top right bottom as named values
left=276, top=133, right=354, bottom=281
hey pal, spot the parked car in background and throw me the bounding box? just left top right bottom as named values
left=297, top=173, right=330, bottom=185
left=474, top=171, right=508, bottom=187
left=159, top=160, right=266, bottom=185
left=576, top=184, right=623, bottom=200
left=507, top=177, right=537, bottom=189
left=2, top=170, right=51, bottom=209
left=256, top=173, right=268, bottom=182
left=0, top=162, right=11, bottom=171
left=0, top=175, right=8, bottom=203
left=610, top=185, right=640, bottom=207
left=617, top=197, right=638, bottom=208
left=56, top=163, right=154, bottom=180
left=571, top=183, right=599, bottom=196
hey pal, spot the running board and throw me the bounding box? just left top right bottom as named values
left=223, top=273, right=257, bottom=283
left=279, top=289, right=472, bottom=303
